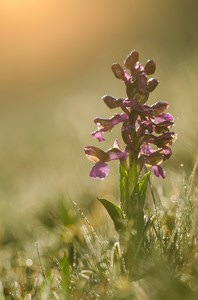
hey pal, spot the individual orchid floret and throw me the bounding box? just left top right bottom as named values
left=151, top=101, right=169, bottom=115
left=91, top=113, right=128, bottom=142
left=140, top=143, right=172, bottom=178
left=152, top=132, right=176, bottom=148
left=84, top=141, right=128, bottom=180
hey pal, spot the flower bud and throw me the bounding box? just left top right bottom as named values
left=102, top=95, right=117, bottom=109
left=147, top=78, right=159, bottom=92
left=111, top=63, right=125, bottom=79
left=145, top=59, right=156, bottom=75
left=124, top=50, right=139, bottom=70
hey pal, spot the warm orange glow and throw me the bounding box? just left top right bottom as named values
left=0, top=0, right=132, bottom=90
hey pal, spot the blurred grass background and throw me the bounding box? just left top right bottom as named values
left=0, top=0, right=197, bottom=244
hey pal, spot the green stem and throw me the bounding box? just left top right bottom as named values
left=128, top=151, right=138, bottom=197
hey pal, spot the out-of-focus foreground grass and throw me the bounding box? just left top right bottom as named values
left=0, top=0, right=198, bottom=298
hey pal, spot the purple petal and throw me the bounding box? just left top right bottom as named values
left=124, top=70, right=131, bottom=80
left=134, top=62, right=145, bottom=74
left=155, top=113, right=174, bottom=126
left=84, top=146, right=107, bottom=162
left=111, top=113, right=128, bottom=125
left=122, top=99, right=132, bottom=107
left=89, top=162, right=110, bottom=180
left=107, top=148, right=128, bottom=161
left=91, top=130, right=105, bottom=142
left=162, top=113, right=174, bottom=122
left=153, top=165, right=165, bottom=179
left=162, top=147, right=172, bottom=160
left=141, top=143, right=155, bottom=155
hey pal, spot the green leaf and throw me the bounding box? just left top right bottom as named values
left=61, top=252, right=70, bottom=293
left=98, top=198, right=124, bottom=232
left=58, top=200, right=78, bottom=226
